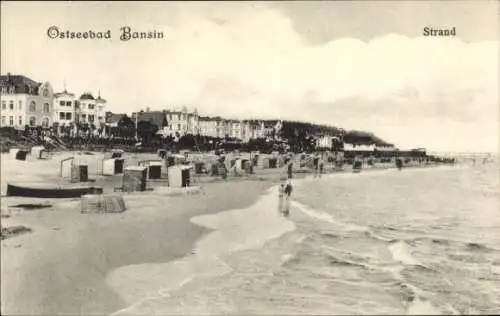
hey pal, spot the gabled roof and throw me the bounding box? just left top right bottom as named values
left=198, top=116, right=217, bottom=121
left=107, top=113, right=127, bottom=124
left=0, top=74, right=41, bottom=95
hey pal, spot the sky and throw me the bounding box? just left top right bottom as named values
left=1, top=1, right=498, bottom=153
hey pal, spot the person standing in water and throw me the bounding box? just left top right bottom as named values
left=286, top=154, right=294, bottom=179
left=278, top=176, right=293, bottom=216
left=318, top=153, right=325, bottom=178
left=282, top=178, right=293, bottom=216
left=313, top=152, right=320, bottom=178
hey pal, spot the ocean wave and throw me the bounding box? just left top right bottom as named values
left=109, top=184, right=296, bottom=315
left=291, top=200, right=369, bottom=232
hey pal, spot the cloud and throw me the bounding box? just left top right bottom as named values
left=1, top=2, right=498, bottom=152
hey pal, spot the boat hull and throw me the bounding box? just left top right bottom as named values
left=6, top=183, right=103, bottom=198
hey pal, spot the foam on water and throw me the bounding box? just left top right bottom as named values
left=291, top=200, right=368, bottom=232
left=108, top=185, right=295, bottom=315
left=388, top=241, right=419, bottom=265
left=107, top=164, right=498, bottom=315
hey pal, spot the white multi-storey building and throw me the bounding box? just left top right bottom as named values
left=198, top=116, right=218, bottom=137
left=246, top=120, right=265, bottom=139
left=53, top=90, right=76, bottom=129
left=164, top=107, right=200, bottom=136
left=227, top=119, right=242, bottom=140
left=76, top=92, right=106, bottom=128
left=0, top=73, right=54, bottom=129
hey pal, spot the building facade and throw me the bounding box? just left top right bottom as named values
left=198, top=116, right=218, bottom=137
left=0, top=74, right=54, bottom=129
left=53, top=90, right=76, bottom=129
left=73, top=92, right=106, bottom=129
left=163, top=107, right=200, bottom=136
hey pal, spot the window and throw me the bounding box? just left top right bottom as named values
left=98, top=116, right=103, bottom=122
left=65, top=113, right=72, bottom=120
left=18, top=101, right=22, bottom=110
left=42, top=117, right=49, bottom=128
left=8, top=86, right=15, bottom=94
left=88, top=104, right=94, bottom=110
left=9, top=101, right=14, bottom=110
left=75, top=114, right=80, bottom=122
left=29, top=101, right=36, bottom=112
left=177, top=124, right=181, bottom=130
left=43, top=103, right=50, bottom=113
left=18, top=116, right=22, bottom=126
left=60, top=101, right=65, bottom=106
left=42, top=87, right=49, bottom=97
left=1, top=87, right=7, bottom=94
left=60, top=112, right=65, bottom=120
left=75, top=101, right=80, bottom=108
left=88, top=115, right=95, bottom=122
left=1, top=116, right=5, bottom=125
left=29, top=116, right=36, bottom=127
left=66, top=101, right=72, bottom=106
left=1, top=101, right=5, bottom=109
left=81, top=114, right=87, bottom=121
left=169, top=114, right=172, bottom=120
left=9, top=116, right=13, bottom=126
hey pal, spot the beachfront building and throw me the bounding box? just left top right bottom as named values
left=164, top=107, right=199, bottom=136
left=198, top=116, right=218, bottom=137
left=241, top=120, right=252, bottom=142
left=53, top=90, right=76, bottom=131
left=344, top=143, right=377, bottom=152
left=76, top=92, right=107, bottom=129
left=247, top=120, right=265, bottom=139
left=217, top=117, right=230, bottom=138
left=227, top=119, right=242, bottom=140
left=316, top=135, right=334, bottom=149
left=187, top=108, right=199, bottom=135
left=0, top=73, right=55, bottom=129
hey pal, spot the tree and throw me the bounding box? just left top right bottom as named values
left=52, top=122, right=59, bottom=137
left=89, top=123, right=97, bottom=138
left=117, top=115, right=136, bottom=138
left=136, top=120, right=158, bottom=145
left=67, top=122, right=74, bottom=137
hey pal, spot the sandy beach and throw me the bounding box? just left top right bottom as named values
left=0, top=150, right=455, bottom=315
left=0, top=151, right=285, bottom=315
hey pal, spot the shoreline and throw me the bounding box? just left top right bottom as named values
left=1, top=151, right=469, bottom=315
left=107, top=163, right=465, bottom=315
left=1, top=179, right=276, bottom=316
left=109, top=183, right=296, bottom=315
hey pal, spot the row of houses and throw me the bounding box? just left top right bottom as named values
left=0, top=73, right=107, bottom=131
left=109, top=107, right=272, bottom=142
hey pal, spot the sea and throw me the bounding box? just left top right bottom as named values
left=110, top=162, right=500, bottom=315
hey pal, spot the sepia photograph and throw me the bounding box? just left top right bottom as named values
left=1, top=1, right=498, bottom=315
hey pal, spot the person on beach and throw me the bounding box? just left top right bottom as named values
left=313, top=152, right=320, bottom=178
left=318, top=154, right=325, bottom=178
left=286, top=154, right=294, bottom=179
left=282, top=178, right=293, bottom=216
left=278, top=176, right=293, bottom=216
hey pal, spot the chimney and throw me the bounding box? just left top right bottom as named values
left=146, top=107, right=150, bottom=112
